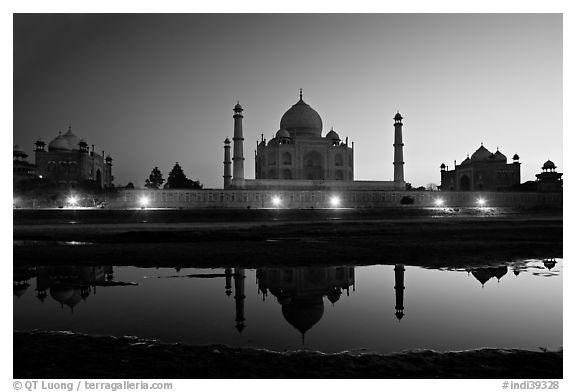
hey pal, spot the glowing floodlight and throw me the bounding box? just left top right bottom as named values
left=330, top=196, right=341, bottom=208
left=477, top=198, right=486, bottom=206
left=272, top=196, right=281, bottom=207
left=67, top=195, right=78, bottom=207
left=434, top=198, right=444, bottom=207
left=139, top=195, right=150, bottom=208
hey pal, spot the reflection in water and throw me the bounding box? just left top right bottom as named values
left=13, top=259, right=562, bottom=353
left=468, top=266, right=508, bottom=287
left=394, top=265, right=405, bottom=320
left=13, top=265, right=137, bottom=311
left=256, top=266, right=355, bottom=342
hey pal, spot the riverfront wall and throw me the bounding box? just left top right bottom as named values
left=112, top=189, right=562, bottom=209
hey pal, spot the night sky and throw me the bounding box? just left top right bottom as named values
left=13, top=13, right=562, bottom=189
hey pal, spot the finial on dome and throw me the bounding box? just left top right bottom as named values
left=299, top=88, right=302, bottom=100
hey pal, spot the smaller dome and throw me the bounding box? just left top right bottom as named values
left=513, top=153, right=520, bottom=161
left=461, top=156, right=471, bottom=165
left=276, top=129, right=291, bottom=139
left=224, top=137, right=230, bottom=144
left=440, top=163, right=446, bottom=169
left=48, top=135, right=72, bottom=151
left=493, top=150, right=507, bottom=162
left=326, top=128, right=340, bottom=141
left=542, top=160, right=556, bottom=170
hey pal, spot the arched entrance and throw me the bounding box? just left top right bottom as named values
left=303, top=151, right=324, bottom=180
left=96, top=169, right=102, bottom=187
left=460, top=174, right=471, bottom=191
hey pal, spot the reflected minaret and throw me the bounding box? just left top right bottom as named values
left=394, top=264, right=405, bottom=321
left=234, top=268, right=246, bottom=333
left=224, top=268, right=232, bottom=297
left=232, top=102, right=245, bottom=181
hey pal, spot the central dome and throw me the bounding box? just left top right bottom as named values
left=280, top=97, right=323, bottom=138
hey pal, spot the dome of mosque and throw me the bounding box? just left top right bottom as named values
left=280, top=95, right=323, bottom=138
left=48, top=135, right=71, bottom=151
left=62, top=127, right=81, bottom=150
left=470, top=145, right=492, bottom=161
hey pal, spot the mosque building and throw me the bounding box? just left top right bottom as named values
left=13, top=144, right=36, bottom=184
left=223, top=90, right=406, bottom=191
left=439, top=144, right=521, bottom=191
left=33, top=126, right=114, bottom=189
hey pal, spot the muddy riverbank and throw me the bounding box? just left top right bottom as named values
left=13, top=331, right=562, bottom=379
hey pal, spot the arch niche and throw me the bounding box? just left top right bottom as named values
left=459, top=174, right=471, bottom=191
left=303, top=151, right=324, bottom=180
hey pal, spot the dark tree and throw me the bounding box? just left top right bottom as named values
left=165, top=162, right=203, bottom=189
left=145, top=167, right=164, bottom=189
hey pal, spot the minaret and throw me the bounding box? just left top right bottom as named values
left=393, top=112, right=405, bottom=183
left=232, top=102, right=245, bottom=181
left=233, top=268, right=246, bottom=333
left=223, top=138, right=232, bottom=188
left=394, top=264, right=405, bottom=321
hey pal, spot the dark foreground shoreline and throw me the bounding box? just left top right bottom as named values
left=14, top=331, right=562, bottom=379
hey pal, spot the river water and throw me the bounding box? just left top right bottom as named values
left=13, top=259, right=562, bottom=354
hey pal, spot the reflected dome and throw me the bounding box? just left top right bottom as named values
left=281, top=296, right=324, bottom=335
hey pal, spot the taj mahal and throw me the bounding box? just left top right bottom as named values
left=223, top=90, right=406, bottom=191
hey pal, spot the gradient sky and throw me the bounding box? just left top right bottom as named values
left=13, top=13, right=562, bottom=189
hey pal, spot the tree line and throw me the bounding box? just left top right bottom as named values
left=138, top=163, right=203, bottom=190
